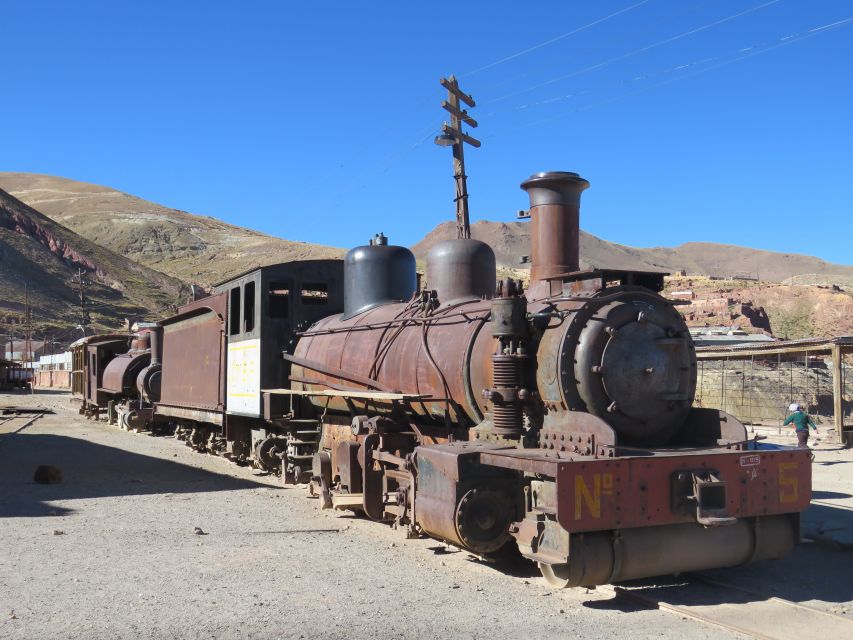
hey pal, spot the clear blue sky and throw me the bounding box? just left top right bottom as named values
left=2, top=1, right=851, bottom=264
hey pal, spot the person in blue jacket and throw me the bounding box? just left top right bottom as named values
left=783, top=403, right=819, bottom=448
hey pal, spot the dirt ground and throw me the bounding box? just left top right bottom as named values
left=1, top=390, right=851, bottom=640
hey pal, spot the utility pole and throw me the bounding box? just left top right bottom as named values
left=24, top=283, right=31, bottom=369
left=71, top=268, right=90, bottom=336
left=435, top=76, right=480, bottom=240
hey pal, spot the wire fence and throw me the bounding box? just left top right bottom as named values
left=695, top=351, right=852, bottom=429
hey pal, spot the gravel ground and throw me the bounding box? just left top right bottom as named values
left=1, top=390, right=850, bottom=639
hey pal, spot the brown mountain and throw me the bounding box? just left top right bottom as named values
left=0, top=187, right=189, bottom=336
left=412, top=220, right=853, bottom=284
left=0, top=173, right=343, bottom=288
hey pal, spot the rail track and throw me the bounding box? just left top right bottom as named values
left=0, top=406, right=49, bottom=436
left=603, top=572, right=852, bottom=639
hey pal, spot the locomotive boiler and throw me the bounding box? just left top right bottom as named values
left=284, top=171, right=810, bottom=587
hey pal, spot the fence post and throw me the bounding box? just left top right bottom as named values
left=832, top=343, right=844, bottom=445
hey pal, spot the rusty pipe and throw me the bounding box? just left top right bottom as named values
left=149, top=325, right=163, bottom=367
left=521, top=171, right=589, bottom=281
left=557, top=515, right=797, bottom=587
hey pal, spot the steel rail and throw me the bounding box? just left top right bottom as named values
left=601, top=573, right=853, bottom=640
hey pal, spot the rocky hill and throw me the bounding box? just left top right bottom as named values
left=6, top=174, right=851, bottom=290
left=0, top=187, right=189, bottom=336
left=0, top=173, right=343, bottom=288
left=663, top=275, right=853, bottom=340
left=3, top=172, right=850, bottom=341
left=412, top=221, right=853, bottom=284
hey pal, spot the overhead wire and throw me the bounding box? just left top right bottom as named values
left=309, top=2, right=656, bottom=197
left=483, top=0, right=785, bottom=104
left=306, top=1, right=737, bottom=207
left=294, top=0, right=834, bottom=229
left=462, top=0, right=654, bottom=77
left=482, top=12, right=835, bottom=119
left=484, top=15, right=853, bottom=136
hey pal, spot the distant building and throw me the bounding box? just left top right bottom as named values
left=689, top=326, right=776, bottom=348
left=2, top=339, right=46, bottom=363
left=33, top=352, right=73, bottom=389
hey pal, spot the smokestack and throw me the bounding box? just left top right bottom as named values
left=149, top=325, right=163, bottom=367
left=520, top=171, right=589, bottom=282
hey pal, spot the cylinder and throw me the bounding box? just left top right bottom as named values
left=343, top=233, right=417, bottom=319
left=149, top=325, right=163, bottom=367
left=101, top=352, right=149, bottom=395
left=559, top=515, right=797, bottom=587
left=491, top=354, right=524, bottom=436
left=490, top=297, right=527, bottom=338
left=520, top=171, right=589, bottom=281
left=426, top=238, right=496, bottom=306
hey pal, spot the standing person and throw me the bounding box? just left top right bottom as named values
left=783, top=403, right=819, bottom=448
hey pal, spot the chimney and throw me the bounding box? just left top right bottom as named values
left=149, top=325, right=163, bottom=368
left=520, top=171, right=589, bottom=283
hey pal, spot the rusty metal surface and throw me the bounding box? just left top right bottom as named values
left=414, top=441, right=513, bottom=551
left=153, top=404, right=223, bottom=427
left=426, top=238, right=496, bottom=306
left=539, top=411, right=616, bottom=457
left=669, top=408, right=748, bottom=447
left=553, top=447, right=812, bottom=533
left=525, top=514, right=797, bottom=588
left=83, top=337, right=129, bottom=408
left=158, top=293, right=227, bottom=412
left=282, top=353, right=393, bottom=392
left=343, top=236, right=416, bottom=319
left=101, top=351, right=149, bottom=395
left=293, top=299, right=493, bottom=424
left=149, top=325, right=163, bottom=367
left=520, top=171, right=589, bottom=282
left=295, top=278, right=699, bottom=448
left=530, top=286, right=697, bottom=446
left=567, top=289, right=696, bottom=445
left=479, top=449, right=565, bottom=475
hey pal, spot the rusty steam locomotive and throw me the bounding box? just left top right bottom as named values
left=77, top=170, right=811, bottom=587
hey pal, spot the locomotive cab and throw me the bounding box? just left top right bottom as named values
left=215, top=260, right=344, bottom=477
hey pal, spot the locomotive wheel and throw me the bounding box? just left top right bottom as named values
left=538, top=562, right=572, bottom=589
left=254, top=436, right=284, bottom=471
left=454, top=487, right=513, bottom=554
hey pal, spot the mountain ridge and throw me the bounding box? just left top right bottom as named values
left=412, top=220, right=853, bottom=283
left=0, top=185, right=189, bottom=334
left=1, top=172, right=851, bottom=343
left=0, top=173, right=343, bottom=288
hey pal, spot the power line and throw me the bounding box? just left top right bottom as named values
left=314, top=2, right=655, bottom=200
left=462, top=0, right=653, bottom=78
left=435, top=76, right=481, bottom=239
left=484, top=14, right=845, bottom=119
left=484, top=0, right=784, bottom=104
left=70, top=268, right=91, bottom=334
left=485, top=15, right=853, bottom=136
left=24, top=283, right=31, bottom=368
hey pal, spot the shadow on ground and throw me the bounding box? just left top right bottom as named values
left=812, top=490, right=852, bottom=500
left=462, top=513, right=853, bottom=610
left=582, top=535, right=853, bottom=610
left=0, top=432, right=266, bottom=518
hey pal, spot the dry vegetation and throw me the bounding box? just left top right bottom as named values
left=0, top=188, right=189, bottom=335
left=2, top=172, right=850, bottom=339
left=0, top=173, right=343, bottom=288
left=664, top=275, right=853, bottom=339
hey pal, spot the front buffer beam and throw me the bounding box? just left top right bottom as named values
left=424, top=444, right=811, bottom=587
